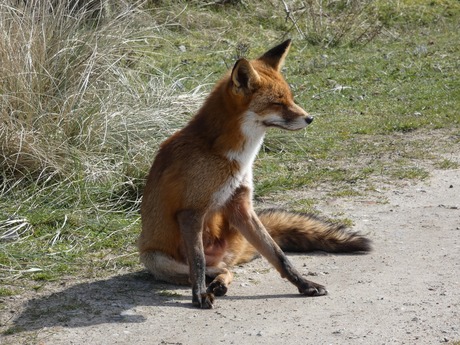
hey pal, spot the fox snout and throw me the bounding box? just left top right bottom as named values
left=288, top=103, right=313, bottom=129
left=261, top=111, right=313, bottom=131
left=285, top=104, right=313, bottom=130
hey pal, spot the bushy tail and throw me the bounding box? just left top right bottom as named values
left=257, top=209, right=372, bottom=253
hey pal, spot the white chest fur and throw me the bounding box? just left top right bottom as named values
left=211, top=111, right=266, bottom=207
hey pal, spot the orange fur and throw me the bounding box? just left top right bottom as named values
left=139, top=40, right=371, bottom=308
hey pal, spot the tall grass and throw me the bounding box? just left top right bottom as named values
left=0, top=1, right=209, bottom=254
left=0, top=1, right=204, bottom=208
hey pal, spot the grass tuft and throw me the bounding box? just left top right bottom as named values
left=0, top=1, right=205, bottom=184
left=282, top=0, right=384, bottom=47
left=435, top=159, right=459, bottom=170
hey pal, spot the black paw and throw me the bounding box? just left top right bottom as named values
left=298, top=280, right=328, bottom=296
left=207, top=280, right=228, bottom=297
left=192, top=292, right=215, bottom=309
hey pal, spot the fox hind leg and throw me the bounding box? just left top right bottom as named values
left=206, top=264, right=233, bottom=297
left=140, top=250, right=190, bottom=285
left=141, top=250, right=233, bottom=296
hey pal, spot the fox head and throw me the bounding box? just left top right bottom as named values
left=230, top=39, right=313, bottom=131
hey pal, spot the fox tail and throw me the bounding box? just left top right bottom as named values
left=257, top=208, right=372, bottom=253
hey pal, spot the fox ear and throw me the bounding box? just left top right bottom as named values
left=258, top=39, right=292, bottom=71
left=231, top=58, right=260, bottom=94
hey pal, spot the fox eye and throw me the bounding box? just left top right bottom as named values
left=272, top=102, right=284, bottom=106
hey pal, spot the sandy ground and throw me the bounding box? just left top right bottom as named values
left=1, top=167, right=459, bottom=345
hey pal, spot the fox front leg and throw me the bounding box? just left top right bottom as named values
left=242, top=213, right=328, bottom=296
left=177, top=209, right=215, bottom=309
left=226, top=186, right=328, bottom=297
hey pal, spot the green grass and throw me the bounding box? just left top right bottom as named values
left=1, top=0, right=459, bottom=288
left=0, top=286, right=17, bottom=297
left=158, top=290, right=183, bottom=298
left=436, top=158, right=460, bottom=170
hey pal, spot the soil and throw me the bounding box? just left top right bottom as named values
left=1, top=166, right=459, bottom=344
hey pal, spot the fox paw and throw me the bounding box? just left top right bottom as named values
left=298, top=280, right=328, bottom=296
left=207, top=280, right=228, bottom=297
left=192, top=292, right=215, bottom=309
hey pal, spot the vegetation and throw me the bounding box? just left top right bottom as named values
left=1, top=0, right=459, bottom=291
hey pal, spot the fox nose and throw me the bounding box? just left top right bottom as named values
left=305, top=116, right=314, bottom=124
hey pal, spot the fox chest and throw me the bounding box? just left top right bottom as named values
left=211, top=170, right=248, bottom=208
left=211, top=124, right=265, bottom=208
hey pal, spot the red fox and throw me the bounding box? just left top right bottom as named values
left=139, top=40, right=371, bottom=309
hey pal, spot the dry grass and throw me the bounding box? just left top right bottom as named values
left=0, top=1, right=208, bottom=266
left=0, top=0, right=204, bottom=187
left=279, top=0, right=383, bottom=47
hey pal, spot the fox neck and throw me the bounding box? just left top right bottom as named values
left=225, top=110, right=265, bottom=177
left=192, top=80, right=266, bottom=170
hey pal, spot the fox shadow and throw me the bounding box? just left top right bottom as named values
left=7, top=271, right=191, bottom=333
left=6, top=270, right=303, bottom=333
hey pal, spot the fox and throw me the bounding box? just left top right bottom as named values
left=138, top=39, right=371, bottom=309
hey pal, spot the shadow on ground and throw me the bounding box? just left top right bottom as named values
left=6, top=271, right=301, bottom=334
left=6, top=272, right=187, bottom=333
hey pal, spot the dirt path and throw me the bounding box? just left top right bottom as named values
left=2, top=167, right=459, bottom=345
